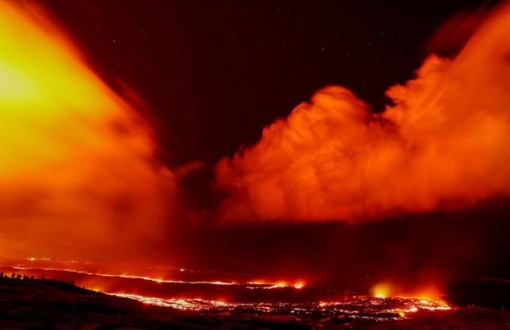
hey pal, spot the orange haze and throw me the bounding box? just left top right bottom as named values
left=0, top=1, right=176, bottom=258
left=215, top=2, right=510, bottom=223
left=372, top=281, right=446, bottom=302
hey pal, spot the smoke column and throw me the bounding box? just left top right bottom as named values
left=215, top=2, right=510, bottom=223
left=0, top=1, right=177, bottom=258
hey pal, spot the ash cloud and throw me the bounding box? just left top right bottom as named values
left=0, top=1, right=178, bottom=259
left=215, top=2, right=510, bottom=223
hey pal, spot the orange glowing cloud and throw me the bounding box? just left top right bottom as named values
left=215, top=2, right=510, bottom=223
left=0, top=1, right=176, bottom=257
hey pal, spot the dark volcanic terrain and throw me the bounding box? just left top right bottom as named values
left=1, top=276, right=509, bottom=329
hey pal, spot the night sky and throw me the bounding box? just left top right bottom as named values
left=40, top=0, right=498, bottom=165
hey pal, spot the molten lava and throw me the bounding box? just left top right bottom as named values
left=0, top=0, right=176, bottom=258
left=372, top=282, right=447, bottom=304
left=370, top=281, right=451, bottom=319
left=215, top=2, right=510, bottom=223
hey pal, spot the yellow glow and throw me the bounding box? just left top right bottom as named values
left=372, top=283, right=390, bottom=298
left=0, top=0, right=175, bottom=256
left=371, top=281, right=451, bottom=311
left=0, top=2, right=122, bottom=172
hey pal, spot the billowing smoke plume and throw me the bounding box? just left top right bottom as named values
left=0, top=1, right=177, bottom=258
left=215, top=2, right=510, bottom=223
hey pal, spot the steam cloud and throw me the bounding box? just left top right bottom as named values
left=0, top=1, right=177, bottom=257
left=215, top=3, right=510, bottom=223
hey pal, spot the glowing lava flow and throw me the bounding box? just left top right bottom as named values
left=105, top=293, right=231, bottom=310
left=246, top=280, right=305, bottom=290
left=96, top=277, right=450, bottom=319
left=9, top=265, right=304, bottom=290
left=107, top=292, right=451, bottom=321
left=370, top=282, right=451, bottom=317
left=372, top=282, right=446, bottom=301
left=2, top=259, right=452, bottom=323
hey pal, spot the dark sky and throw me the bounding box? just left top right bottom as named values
left=41, top=0, right=497, bottom=165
